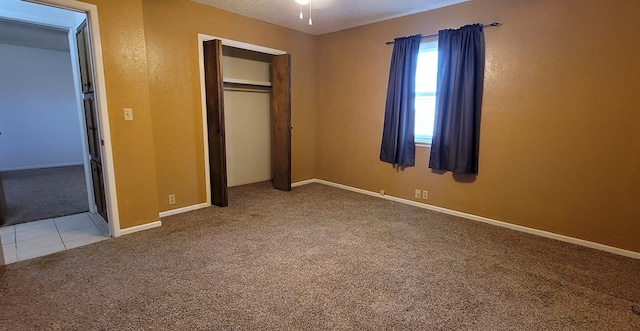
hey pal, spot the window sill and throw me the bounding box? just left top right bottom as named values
left=415, top=142, right=431, bottom=149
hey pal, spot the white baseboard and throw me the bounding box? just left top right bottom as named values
left=292, top=179, right=317, bottom=187
left=0, top=162, right=84, bottom=172
left=293, top=178, right=640, bottom=259
left=116, top=202, right=211, bottom=237
left=159, top=202, right=210, bottom=218
left=118, top=220, right=162, bottom=236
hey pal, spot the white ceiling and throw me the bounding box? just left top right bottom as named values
left=190, top=0, right=469, bottom=35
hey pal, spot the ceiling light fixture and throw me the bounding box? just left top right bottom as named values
left=295, top=0, right=312, bottom=26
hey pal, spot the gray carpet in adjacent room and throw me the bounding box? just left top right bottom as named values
left=1, top=182, right=639, bottom=330
left=1, top=166, right=89, bottom=226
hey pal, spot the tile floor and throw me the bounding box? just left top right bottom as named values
left=1, top=212, right=110, bottom=264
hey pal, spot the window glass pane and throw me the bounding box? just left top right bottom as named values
left=415, top=96, right=435, bottom=140
left=415, top=50, right=438, bottom=93
left=414, top=41, right=438, bottom=144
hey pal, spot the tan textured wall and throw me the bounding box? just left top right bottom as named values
left=141, top=0, right=317, bottom=211
left=84, top=0, right=159, bottom=229
left=316, top=0, right=640, bottom=252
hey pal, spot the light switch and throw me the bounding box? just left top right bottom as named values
left=124, top=108, right=133, bottom=121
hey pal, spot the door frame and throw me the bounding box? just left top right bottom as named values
left=197, top=34, right=286, bottom=206
left=23, top=0, right=121, bottom=237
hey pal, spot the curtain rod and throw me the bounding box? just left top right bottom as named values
left=385, top=22, right=502, bottom=45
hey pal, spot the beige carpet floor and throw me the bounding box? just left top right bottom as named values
left=0, top=182, right=639, bottom=330
left=1, top=166, right=89, bottom=226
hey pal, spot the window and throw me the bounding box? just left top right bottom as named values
left=415, top=40, right=438, bottom=145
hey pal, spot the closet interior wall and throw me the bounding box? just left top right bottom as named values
left=222, top=47, right=272, bottom=187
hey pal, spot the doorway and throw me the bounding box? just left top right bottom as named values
left=199, top=36, right=292, bottom=207
left=0, top=15, right=93, bottom=226
left=0, top=0, right=117, bottom=263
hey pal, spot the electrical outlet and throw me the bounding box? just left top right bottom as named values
left=422, top=190, right=429, bottom=200
left=168, top=194, right=176, bottom=205
left=415, top=189, right=421, bottom=199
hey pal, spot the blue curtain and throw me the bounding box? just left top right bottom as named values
left=380, top=35, right=422, bottom=167
left=429, top=24, right=485, bottom=174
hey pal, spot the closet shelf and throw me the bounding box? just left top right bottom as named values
left=223, top=78, right=272, bottom=87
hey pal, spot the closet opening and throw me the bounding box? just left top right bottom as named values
left=200, top=36, right=291, bottom=207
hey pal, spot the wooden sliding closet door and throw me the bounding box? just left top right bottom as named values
left=271, top=54, right=292, bottom=191
left=204, top=39, right=229, bottom=207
